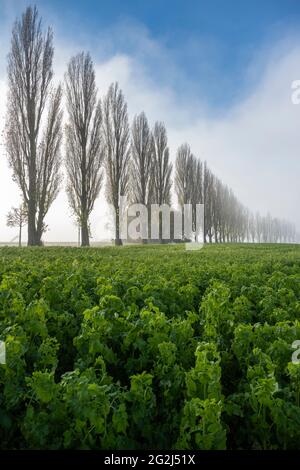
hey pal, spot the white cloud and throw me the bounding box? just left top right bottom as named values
left=170, top=44, right=300, bottom=226
left=0, top=8, right=300, bottom=242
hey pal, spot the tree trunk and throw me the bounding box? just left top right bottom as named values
left=36, top=216, right=44, bottom=246
left=27, top=198, right=36, bottom=246
left=28, top=128, right=37, bottom=245
left=81, top=213, right=90, bottom=247
left=148, top=205, right=152, bottom=242
left=159, top=211, right=163, bottom=244
left=115, top=207, right=122, bottom=246
left=19, top=223, right=22, bottom=247
left=141, top=206, right=148, bottom=243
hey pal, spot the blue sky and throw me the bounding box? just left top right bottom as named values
left=2, top=0, right=300, bottom=110
left=37, top=0, right=300, bottom=107
left=1, top=0, right=300, bottom=241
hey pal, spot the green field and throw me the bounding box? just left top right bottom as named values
left=1, top=244, right=300, bottom=449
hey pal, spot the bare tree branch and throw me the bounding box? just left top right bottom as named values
left=6, top=203, right=28, bottom=247
left=5, top=6, right=61, bottom=246
left=130, top=111, right=154, bottom=206
left=65, top=52, right=104, bottom=246
left=102, top=82, right=130, bottom=245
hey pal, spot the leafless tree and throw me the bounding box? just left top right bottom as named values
left=152, top=122, right=172, bottom=206
left=131, top=112, right=154, bottom=205
left=65, top=52, right=104, bottom=246
left=5, top=6, right=62, bottom=246
left=175, top=144, right=193, bottom=206
left=6, top=203, right=28, bottom=247
left=211, top=176, right=222, bottom=243
left=130, top=112, right=154, bottom=242
left=102, top=82, right=131, bottom=245
left=175, top=143, right=194, bottom=239
left=36, top=86, right=63, bottom=242
left=152, top=122, right=172, bottom=242
left=189, top=155, right=203, bottom=241
left=174, top=144, right=298, bottom=245
left=203, top=162, right=214, bottom=243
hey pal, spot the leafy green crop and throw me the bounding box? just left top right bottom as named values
left=0, top=243, right=300, bottom=449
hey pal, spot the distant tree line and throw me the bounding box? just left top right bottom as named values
left=174, top=145, right=297, bottom=243
left=4, top=6, right=299, bottom=246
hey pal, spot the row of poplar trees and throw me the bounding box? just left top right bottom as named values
left=5, top=6, right=297, bottom=246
